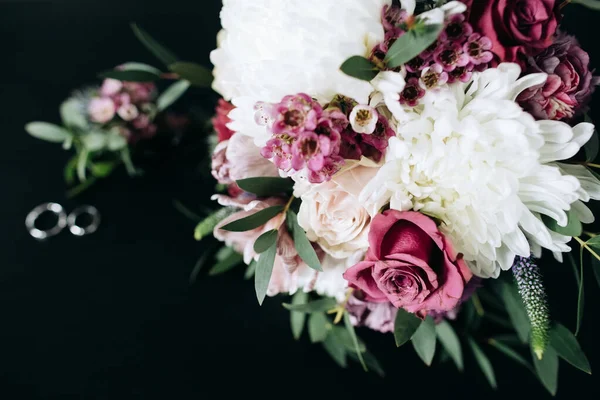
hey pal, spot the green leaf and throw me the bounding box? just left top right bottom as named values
left=500, top=281, right=531, bottom=344
left=220, top=205, right=284, bottom=232
left=244, top=260, right=256, bottom=280
left=254, top=243, right=277, bottom=305
left=344, top=313, right=367, bottom=371
left=99, top=64, right=161, bottom=82
left=592, top=257, right=600, bottom=289
left=157, top=80, right=191, bottom=112
left=253, top=229, right=278, bottom=254
left=25, top=122, right=71, bottom=143
left=308, top=312, right=330, bottom=343
left=468, top=338, right=497, bottom=389
left=77, top=148, right=89, bottom=181
left=322, top=335, right=347, bottom=368
left=208, top=248, right=243, bottom=276
left=64, top=155, right=78, bottom=186
left=542, top=210, right=582, bottom=237
left=131, top=23, right=178, bottom=66
left=572, top=0, right=600, bottom=10
left=585, top=235, right=600, bottom=250
left=282, top=298, right=337, bottom=314
left=488, top=339, right=534, bottom=373
left=287, top=210, right=322, bottom=271
left=91, top=161, right=117, bottom=178
left=385, top=24, right=443, bottom=68
left=120, top=147, right=138, bottom=176
left=107, top=130, right=128, bottom=151
left=168, top=62, right=212, bottom=87
left=584, top=114, right=599, bottom=161
left=236, top=177, right=295, bottom=197
left=576, top=246, right=585, bottom=336
left=330, top=326, right=367, bottom=353
left=436, top=320, right=463, bottom=371
left=411, top=316, right=436, bottom=366
left=339, top=56, right=379, bottom=81
left=194, top=207, right=237, bottom=241
left=394, top=308, right=422, bottom=348
left=81, top=132, right=107, bottom=151
left=290, top=291, right=308, bottom=340
left=60, top=99, right=88, bottom=130
left=532, top=346, right=559, bottom=396
left=549, top=323, right=592, bottom=374
left=349, top=350, right=385, bottom=377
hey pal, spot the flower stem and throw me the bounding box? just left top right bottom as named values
left=584, top=162, right=600, bottom=169
left=327, top=288, right=355, bottom=324
left=471, top=292, right=485, bottom=316
left=574, top=236, right=600, bottom=261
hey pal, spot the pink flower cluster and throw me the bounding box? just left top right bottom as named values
left=259, top=94, right=395, bottom=183
left=373, top=5, right=494, bottom=105
left=87, top=77, right=158, bottom=143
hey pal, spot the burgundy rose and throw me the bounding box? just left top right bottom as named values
left=343, top=210, right=473, bottom=317
left=518, top=32, right=600, bottom=121
left=463, top=0, right=560, bottom=66
left=212, top=99, right=236, bottom=142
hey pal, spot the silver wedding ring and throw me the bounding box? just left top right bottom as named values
left=67, top=205, right=101, bottom=236
left=25, top=202, right=68, bottom=240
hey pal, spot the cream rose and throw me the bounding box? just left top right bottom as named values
left=296, top=164, right=378, bottom=259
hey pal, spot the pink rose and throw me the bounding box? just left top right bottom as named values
left=463, top=0, right=560, bottom=66
left=212, top=99, right=236, bottom=142
left=88, top=97, right=116, bottom=124
left=343, top=210, right=472, bottom=317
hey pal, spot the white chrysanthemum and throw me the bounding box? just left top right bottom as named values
left=211, top=0, right=388, bottom=103
left=211, top=0, right=389, bottom=146
left=361, top=63, right=598, bottom=278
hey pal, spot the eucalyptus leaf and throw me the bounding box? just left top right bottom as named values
left=488, top=339, right=534, bottom=373
left=253, top=229, right=278, bottom=254
left=394, top=308, right=422, bottom=348
left=60, top=99, right=88, bottom=130
left=411, top=316, right=436, bottom=366
left=107, top=130, right=128, bottom=151
left=168, top=62, right=212, bottom=87
left=254, top=243, right=277, bottom=305
left=64, top=155, right=78, bottom=185
left=468, top=338, right=497, bottom=389
left=81, top=132, right=107, bottom=151
left=290, top=291, right=308, bottom=340
left=99, top=68, right=160, bottom=82
left=236, top=177, right=294, bottom=197
left=120, top=147, right=138, bottom=176
left=77, top=148, right=89, bottom=181
left=549, top=323, right=591, bottom=374
left=194, top=207, right=237, bottom=241
left=308, top=312, right=330, bottom=343
left=532, top=346, right=559, bottom=396
left=436, top=320, right=463, bottom=371
left=331, top=326, right=367, bottom=353
left=573, top=0, right=600, bottom=10
left=322, top=335, right=347, bottom=368
left=220, top=205, right=284, bottom=232
left=385, top=24, right=443, bottom=68
left=339, top=56, right=379, bottom=81
left=585, top=235, right=600, bottom=249
left=131, top=23, right=179, bottom=66
left=287, top=210, right=322, bottom=271
left=282, top=298, right=337, bottom=314
left=500, top=281, right=531, bottom=344
left=25, top=122, right=72, bottom=143
left=208, top=249, right=243, bottom=276
left=157, top=80, right=191, bottom=111
left=542, top=210, right=582, bottom=237
left=343, top=313, right=367, bottom=371
left=349, top=350, right=385, bottom=377
left=244, top=260, right=256, bottom=280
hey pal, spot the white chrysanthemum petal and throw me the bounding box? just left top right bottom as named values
left=365, top=63, right=596, bottom=278
left=571, top=200, right=595, bottom=224
left=557, top=163, right=600, bottom=201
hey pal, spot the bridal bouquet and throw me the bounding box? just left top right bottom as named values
left=197, top=0, right=600, bottom=394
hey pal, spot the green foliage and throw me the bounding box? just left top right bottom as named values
left=488, top=339, right=534, bottom=373
left=584, top=114, right=599, bottom=161
left=287, top=210, right=322, bottom=271
left=236, top=177, right=294, bottom=197
left=468, top=338, right=497, bottom=389
left=254, top=242, right=277, bottom=305
left=500, top=281, right=531, bottom=344
left=549, top=323, right=591, bottom=374
left=308, top=312, right=330, bottom=343
left=99, top=62, right=162, bottom=82
left=282, top=298, right=337, bottom=314
left=220, top=205, right=284, bottom=232
left=25, top=122, right=72, bottom=143
left=572, top=0, right=600, bottom=10
left=385, top=23, right=443, bottom=68
left=411, top=316, right=436, bottom=366
left=290, top=291, right=308, bottom=340
left=131, top=23, right=179, bottom=66
left=157, top=80, right=191, bottom=111
left=393, top=309, right=422, bottom=347
left=194, top=207, right=237, bottom=241
left=344, top=313, right=367, bottom=371
left=339, top=56, right=379, bottom=81
left=435, top=320, right=463, bottom=371
left=208, top=247, right=243, bottom=276
left=168, top=62, right=212, bottom=88
left=253, top=229, right=278, bottom=254
left=542, top=210, right=582, bottom=237
left=532, top=346, right=559, bottom=396
left=323, top=334, right=347, bottom=368
left=60, top=99, right=88, bottom=130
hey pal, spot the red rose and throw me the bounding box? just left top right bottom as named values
left=463, top=0, right=560, bottom=66
left=343, top=210, right=473, bottom=317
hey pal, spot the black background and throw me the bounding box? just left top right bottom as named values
left=2, top=1, right=600, bottom=398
